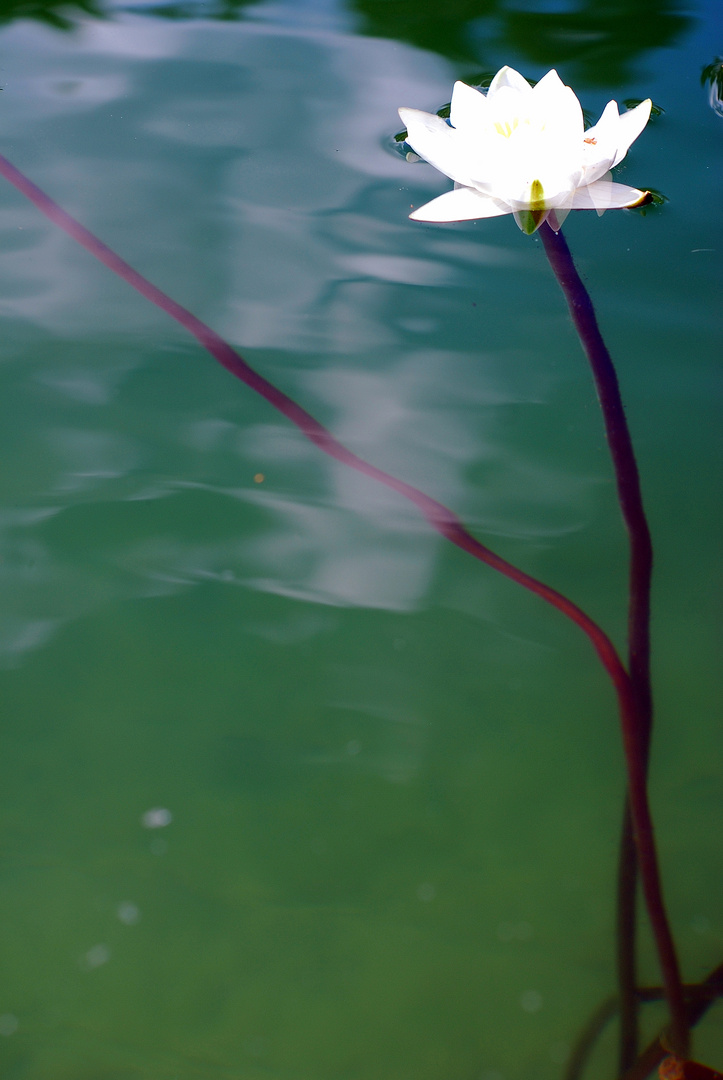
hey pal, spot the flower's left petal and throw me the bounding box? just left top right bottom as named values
left=398, top=107, right=477, bottom=186
left=450, top=81, right=489, bottom=132
left=410, top=186, right=510, bottom=222
left=569, top=179, right=649, bottom=214
left=612, top=98, right=652, bottom=166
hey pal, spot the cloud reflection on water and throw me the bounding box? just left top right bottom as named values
left=0, top=11, right=599, bottom=663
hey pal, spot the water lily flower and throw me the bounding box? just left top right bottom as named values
left=398, top=67, right=652, bottom=234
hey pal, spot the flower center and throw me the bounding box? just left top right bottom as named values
left=494, top=117, right=520, bottom=138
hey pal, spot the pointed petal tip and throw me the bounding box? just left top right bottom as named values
left=488, top=65, right=532, bottom=97
left=409, top=187, right=511, bottom=223
left=533, top=68, right=564, bottom=91
left=546, top=206, right=570, bottom=232
left=634, top=97, right=653, bottom=117
left=627, top=189, right=652, bottom=208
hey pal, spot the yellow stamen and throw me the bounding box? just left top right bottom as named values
left=494, top=117, right=519, bottom=138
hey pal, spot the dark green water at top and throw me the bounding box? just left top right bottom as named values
left=0, top=0, right=720, bottom=1077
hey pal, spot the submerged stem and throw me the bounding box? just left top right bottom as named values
left=564, top=970, right=723, bottom=1080
left=539, top=222, right=686, bottom=1059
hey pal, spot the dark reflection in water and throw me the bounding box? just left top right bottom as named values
left=0, top=0, right=103, bottom=29
left=353, top=0, right=692, bottom=84
left=0, top=0, right=694, bottom=89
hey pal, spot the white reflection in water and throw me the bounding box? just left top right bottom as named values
left=45, top=427, right=141, bottom=492
left=0, top=13, right=595, bottom=662
left=0, top=13, right=487, bottom=349
left=242, top=490, right=436, bottom=611
left=184, top=418, right=240, bottom=453
left=61, top=15, right=184, bottom=60
left=0, top=618, right=59, bottom=667
left=36, top=352, right=141, bottom=405
left=337, top=253, right=453, bottom=287
left=304, top=352, right=486, bottom=482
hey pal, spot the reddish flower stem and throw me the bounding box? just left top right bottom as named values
left=539, top=222, right=687, bottom=1059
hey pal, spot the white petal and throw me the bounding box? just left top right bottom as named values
left=531, top=68, right=569, bottom=108
left=537, top=83, right=585, bottom=142
left=450, top=81, right=489, bottom=133
left=612, top=98, right=652, bottom=166
left=486, top=83, right=532, bottom=127
left=569, top=179, right=649, bottom=213
left=499, top=167, right=582, bottom=211
left=581, top=149, right=618, bottom=186
left=585, top=99, right=620, bottom=143
left=546, top=206, right=571, bottom=231
left=487, top=65, right=532, bottom=100
left=410, top=186, right=511, bottom=222
left=579, top=101, right=621, bottom=183
left=398, top=107, right=477, bottom=187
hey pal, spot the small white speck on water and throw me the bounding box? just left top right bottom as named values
left=81, top=943, right=110, bottom=970
left=142, top=807, right=172, bottom=829
left=117, top=901, right=140, bottom=925
left=520, top=989, right=543, bottom=1013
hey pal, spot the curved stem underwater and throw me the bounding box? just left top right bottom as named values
left=539, top=224, right=653, bottom=743
left=0, top=151, right=632, bottom=682
left=0, top=150, right=686, bottom=1059
left=539, top=222, right=687, bottom=1059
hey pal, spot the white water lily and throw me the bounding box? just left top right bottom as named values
left=398, top=67, right=652, bottom=234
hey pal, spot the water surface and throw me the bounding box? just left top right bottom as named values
left=0, top=1, right=721, bottom=1077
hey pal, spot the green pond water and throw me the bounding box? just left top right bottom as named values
left=0, top=0, right=721, bottom=1077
